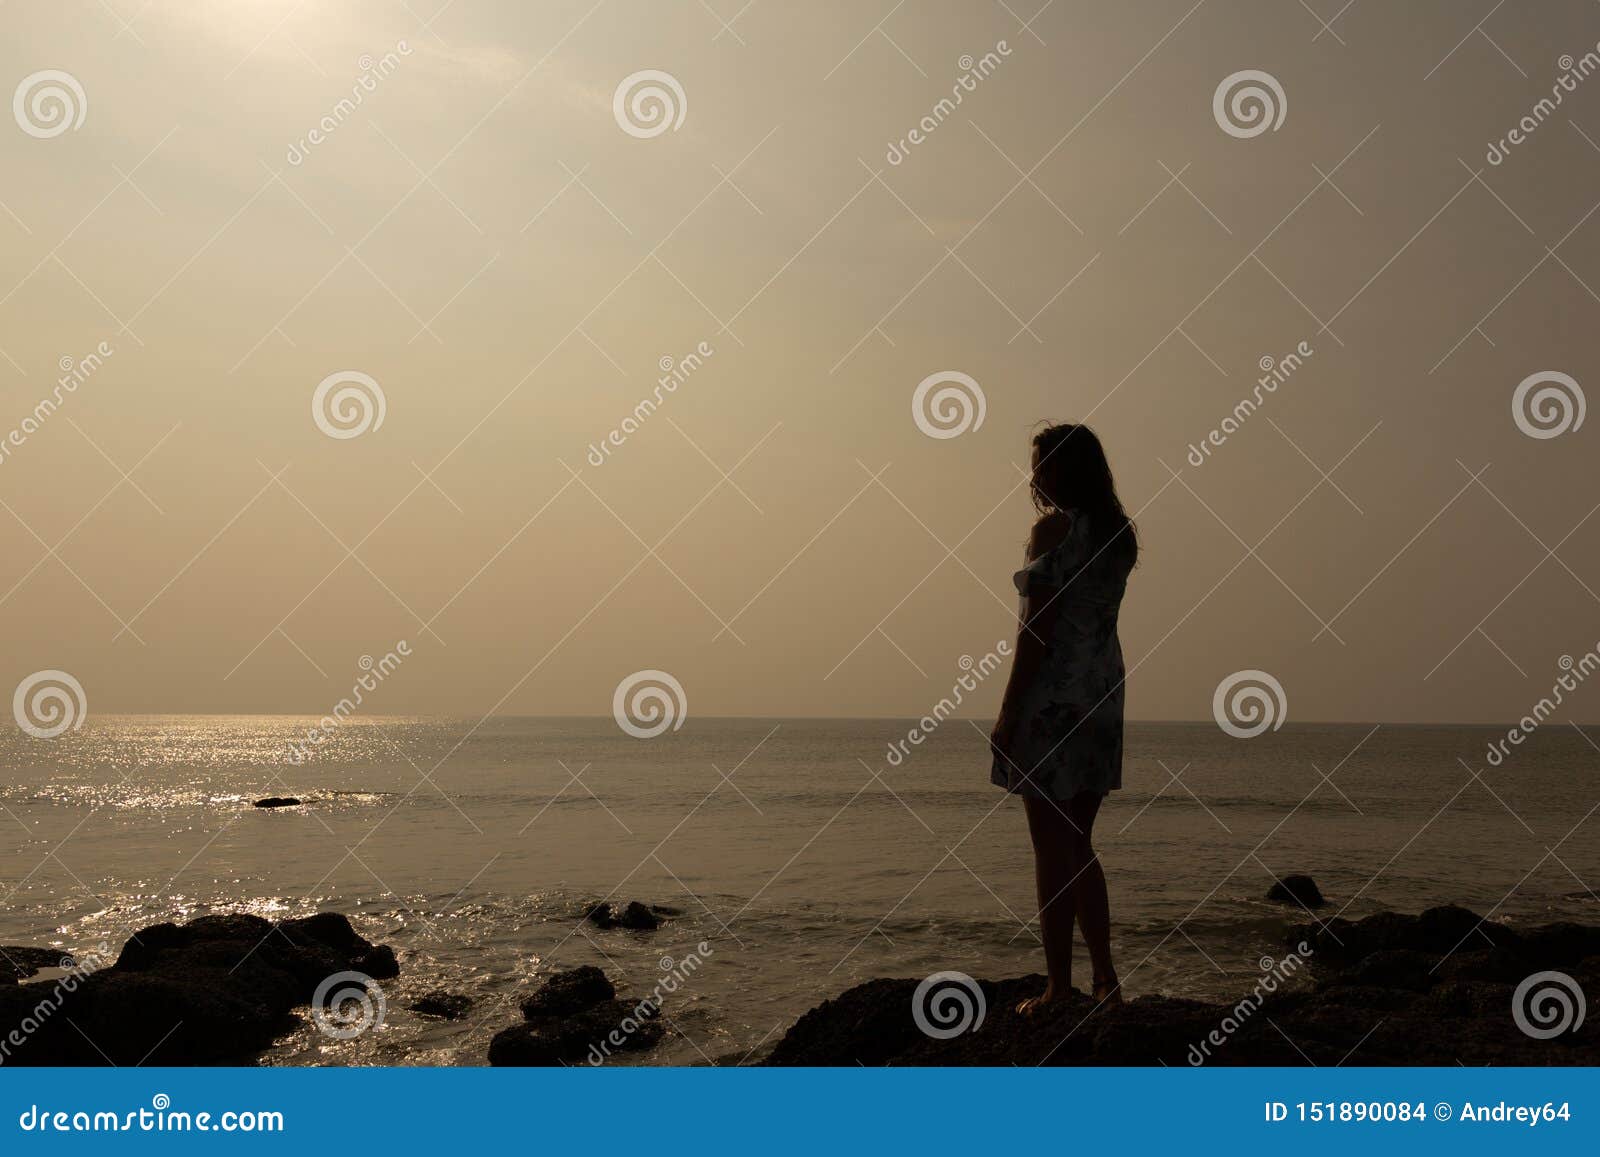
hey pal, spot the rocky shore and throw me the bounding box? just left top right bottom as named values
left=0, top=912, right=397, bottom=1065
left=765, top=905, right=1600, bottom=1065
left=3, top=900, right=1595, bottom=1066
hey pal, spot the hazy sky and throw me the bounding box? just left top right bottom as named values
left=3, top=0, right=1598, bottom=722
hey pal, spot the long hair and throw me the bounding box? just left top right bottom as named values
left=1030, top=423, right=1139, bottom=565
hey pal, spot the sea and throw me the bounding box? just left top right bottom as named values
left=1, top=716, right=1595, bottom=1065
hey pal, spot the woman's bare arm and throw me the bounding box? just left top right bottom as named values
left=992, top=514, right=1071, bottom=758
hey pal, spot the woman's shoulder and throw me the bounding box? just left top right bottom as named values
left=1027, top=510, right=1077, bottom=560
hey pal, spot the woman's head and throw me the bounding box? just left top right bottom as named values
left=1030, top=423, right=1138, bottom=560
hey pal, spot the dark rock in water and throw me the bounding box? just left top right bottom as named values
left=408, top=990, right=472, bottom=1019
left=614, top=901, right=662, bottom=930
left=584, top=900, right=665, bottom=931
left=0, top=911, right=399, bottom=1066
left=2, top=946, right=74, bottom=981
left=490, top=964, right=668, bottom=1066
left=520, top=965, right=614, bottom=1019
left=1267, top=874, right=1325, bottom=908
left=254, top=797, right=301, bottom=809
left=354, top=944, right=400, bottom=980
left=1290, top=904, right=1521, bottom=965
left=490, top=997, right=663, bottom=1066
left=766, top=907, right=1600, bottom=1066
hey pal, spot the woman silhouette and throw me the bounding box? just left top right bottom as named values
left=990, top=423, right=1138, bottom=1012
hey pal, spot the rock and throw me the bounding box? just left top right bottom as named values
left=0, top=911, right=399, bottom=1066
left=254, top=797, right=301, bottom=808
left=765, top=908, right=1600, bottom=1066
left=355, top=944, right=400, bottom=980
left=520, top=965, right=614, bottom=1018
left=490, top=964, right=670, bottom=1066
left=408, top=990, right=472, bottom=1019
left=614, top=901, right=662, bottom=930
left=1319, top=948, right=1440, bottom=993
left=1267, top=874, right=1325, bottom=908
left=1433, top=945, right=1537, bottom=985
left=584, top=900, right=667, bottom=931
left=1290, top=904, right=1521, bottom=965
left=490, top=997, right=663, bottom=1066
left=2, top=946, right=74, bottom=981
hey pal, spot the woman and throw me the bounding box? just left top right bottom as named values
left=990, top=422, right=1138, bottom=1013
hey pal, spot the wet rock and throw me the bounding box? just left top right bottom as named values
left=254, top=797, right=301, bottom=808
left=490, top=964, right=667, bottom=1066
left=520, top=965, right=614, bottom=1018
left=1266, top=875, right=1325, bottom=908
left=1291, top=904, right=1521, bottom=965
left=2, top=947, right=72, bottom=981
left=0, top=911, right=399, bottom=1066
left=408, top=990, right=472, bottom=1019
left=489, top=997, right=662, bottom=1066
left=584, top=900, right=665, bottom=931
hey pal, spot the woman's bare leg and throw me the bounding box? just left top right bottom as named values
left=1064, top=791, right=1119, bottom=1002
left=1020, top=795, right=1077, bottom=1009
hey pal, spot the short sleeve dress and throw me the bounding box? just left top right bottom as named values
left=990, top=511, right=1133, bottom=801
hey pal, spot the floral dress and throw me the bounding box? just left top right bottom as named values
left=991, top=512, right=1132, bottom=801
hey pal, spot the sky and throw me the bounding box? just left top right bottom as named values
left=2, top=0, right=1598, bottom=723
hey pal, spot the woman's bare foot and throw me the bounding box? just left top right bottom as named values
left=1016, top=983, right=1069, bottom=1015
left=1091, top=975, right=1123, bottom=1006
